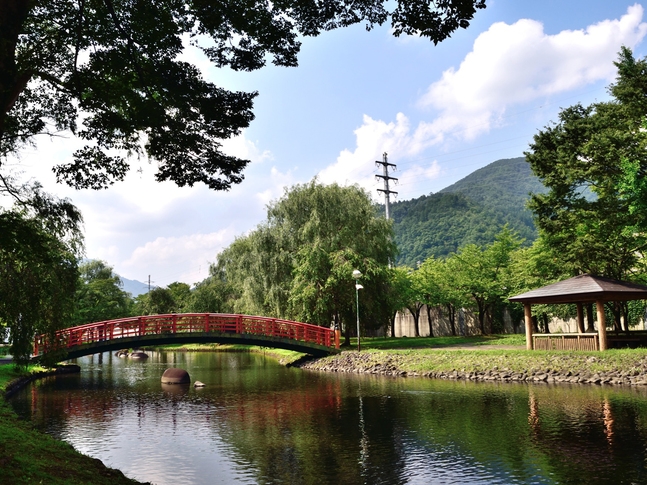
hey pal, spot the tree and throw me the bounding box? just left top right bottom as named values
left=167, top=282, right=192, bottom=313
left=72, top=260, right=132, bottom=325
left=1, top=0, right=486, bottom=192
left=526, top=47, right=647, bottom=280
left=446, top=227, right=521, bottom=334
left=0, top=209, right=80, bottom=365
left=396, top=267, right=425, bottom=337
left=134, top=286, right=176, bottom=315
left=188, top=264, right=235, bottom=313
left=218, top=180, right=395, bottom=344
left=417, top=256, right=466, bottom=337
left=384, top=266, right=413, bottom=337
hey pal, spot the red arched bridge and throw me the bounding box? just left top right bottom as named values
left=33, top=313, right=341, bottom=361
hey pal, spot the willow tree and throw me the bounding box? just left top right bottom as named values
left=0, top=210, right=80, bottom=365
left=217, top=181, right=395, bottom=342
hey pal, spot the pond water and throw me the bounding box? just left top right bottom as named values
left=8, top=351, right=647, bottom=485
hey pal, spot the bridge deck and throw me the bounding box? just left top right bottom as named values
left=34, top=313, right=340, bottom=360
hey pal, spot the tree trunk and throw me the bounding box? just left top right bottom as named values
left=446, top=304, right=456, bottom=336
left=541, top=313, right=550, bottom=334
left=407, top=305, right=421, bottom=337
left=476, top=299, right=486, bottom=334
left=586, top=303, right=595, bottom=332
left=621, top=302, right=629, bottom=332
left=343, top=316, right=350, bottom=346
left=390, top=310, right=397, bottom=338
left=425, top=305, right=434, bottom=338
left=612, top=302, right=622, bottom=333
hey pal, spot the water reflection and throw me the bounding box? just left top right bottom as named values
left=9, top=352, right=647, bottom=485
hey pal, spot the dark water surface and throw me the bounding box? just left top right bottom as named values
left=9, top=351, right=647, bottom=485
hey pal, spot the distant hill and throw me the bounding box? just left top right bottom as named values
left=120, top=276, right=149, bottom=297
left=390, top=157, right=546, bottom=267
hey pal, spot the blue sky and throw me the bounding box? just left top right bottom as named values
left=6, top=1, right=647, bottom=287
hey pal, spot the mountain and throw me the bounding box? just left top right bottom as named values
left=390, top=157, right=546, bottom=267
left=120, top=276, right=149, bottom=297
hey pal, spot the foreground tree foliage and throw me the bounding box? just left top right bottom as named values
left=526, top=47, right=647, bottom=280
left=0, top=0, right=486, bottom=191
left=0, top=206, right=81, bottom=365
left=217, top=181, right=395, bottom=342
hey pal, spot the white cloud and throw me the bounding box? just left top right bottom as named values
left=4, top=129, right=276, bottom=286
left=255, top=165, right=299, bottom=207
left=418, top=4, right=647, bottom=140
left=318, top=113, right=442, bottom=194
left=318, top=4, right=647, bottom=198
left=120, top=229, right=236, bottom=286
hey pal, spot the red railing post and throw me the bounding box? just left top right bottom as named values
left=172, top=314, right=177, bottom=334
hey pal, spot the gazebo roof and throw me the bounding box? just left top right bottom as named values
left=508, top=274, right=647, bottom=305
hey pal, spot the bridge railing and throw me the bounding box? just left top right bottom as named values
left=33, top=313, right=336, bottom=356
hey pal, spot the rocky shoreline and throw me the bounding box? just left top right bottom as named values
left=296, top=350, right=647, bottom=386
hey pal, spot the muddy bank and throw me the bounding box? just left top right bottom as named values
left=296, top=350, right=647, bottom=386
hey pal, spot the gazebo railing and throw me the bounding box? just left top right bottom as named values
left=533, top=333, right=599, bottom=351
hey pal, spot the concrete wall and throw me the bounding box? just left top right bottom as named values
left=393, top=305, right=522, bottom=337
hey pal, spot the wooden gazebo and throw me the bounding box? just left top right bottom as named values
left=509, top=274, right=647, bottom=351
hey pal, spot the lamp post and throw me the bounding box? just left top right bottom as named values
left=353, top=269, right=363, bottom=351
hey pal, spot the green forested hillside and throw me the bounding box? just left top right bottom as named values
left=391, top=157, right=545, bottom=266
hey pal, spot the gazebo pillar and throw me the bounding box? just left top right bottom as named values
left=576, top=303, right=585, bottom=333
left=596, top=300, right=608, bottom=351
left=524, top=303, right=533, bottom=350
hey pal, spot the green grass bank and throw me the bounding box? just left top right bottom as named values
left=0, top=364, right=148, bottom=485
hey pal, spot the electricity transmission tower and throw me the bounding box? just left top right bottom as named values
left=375, top=152, right=397, bottom=219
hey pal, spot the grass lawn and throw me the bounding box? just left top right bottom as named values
left=347, top=333, right=526, bottom=350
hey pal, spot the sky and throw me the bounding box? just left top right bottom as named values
left=5, top=0, right=647, bottom=288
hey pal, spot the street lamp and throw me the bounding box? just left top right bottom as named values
left=353, top=269, right=363, bottom=351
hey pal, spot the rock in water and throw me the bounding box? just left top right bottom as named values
left=161, top=368, right=190, bottom=384
left=130, top=350, right=148, bottom=359
left=193, top=381, right=206, bottom=388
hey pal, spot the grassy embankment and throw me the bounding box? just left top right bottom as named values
left=0, top=363, right=148, bottom=485
left=304, top=334, right=647, bottom=381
